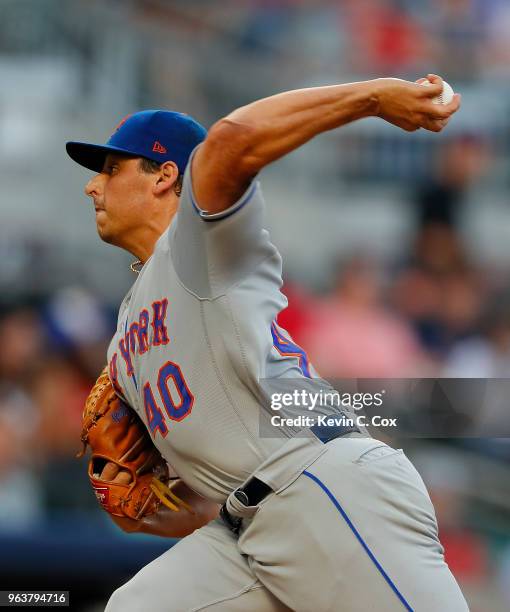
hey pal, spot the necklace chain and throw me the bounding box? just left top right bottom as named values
left=130, top=260, right=144, bottom=274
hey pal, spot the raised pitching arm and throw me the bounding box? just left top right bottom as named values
left=192, top=75, right=460, bottom=214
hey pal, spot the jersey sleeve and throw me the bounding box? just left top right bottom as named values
left=169, top=147, right=277, bottom=298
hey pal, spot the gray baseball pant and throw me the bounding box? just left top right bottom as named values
left=106, top=436, right=469, bottom=611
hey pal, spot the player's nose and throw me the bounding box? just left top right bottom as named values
left=85, top=174, right=103, bottom=198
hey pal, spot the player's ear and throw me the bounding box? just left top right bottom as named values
left=153, top=161, right=179, bottom=196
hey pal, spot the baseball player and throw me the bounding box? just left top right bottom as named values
left=67, top=75, right=468, bottom=611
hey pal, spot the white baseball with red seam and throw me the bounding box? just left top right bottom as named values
left=421, top=78, right=455, bottom=105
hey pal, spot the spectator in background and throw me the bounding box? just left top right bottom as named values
left=29, top=355, right=97, bottom=512
left=0, top=307, right=45, bottom=530
left=0, top=292, right=114, bottom=520
left=30, top=357, right=89, bottom=460
left=43, top=286, right=112, bottom=380
left=393, top=134, right=490, bottom=357
left=300, top=256, right=427, bottom=378
left=414, top=134, right=489, bottom=231
left=35, top=287, right=114, bottom=510
left=0, top=306, right=45, bottom=383
left=0, top=414, right=44, bottom=530
left=392, top=232, right=484, bottom=356
left=444, top=292, right=510, bottom=378
left=443, top=292, right=510, bottom=438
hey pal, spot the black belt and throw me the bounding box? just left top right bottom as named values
left=310, top=419, right=360, bottom=444
left=220, top=420, right=359, bottom=534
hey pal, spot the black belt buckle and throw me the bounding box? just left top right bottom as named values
left=220, top=479, right=272, bottom=535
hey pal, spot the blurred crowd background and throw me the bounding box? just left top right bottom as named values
left=2, top=0, right=510, bottom=609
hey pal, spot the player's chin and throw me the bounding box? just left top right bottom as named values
left=96, top=221, right=115, bottom=245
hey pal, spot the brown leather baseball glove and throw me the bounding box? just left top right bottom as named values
left=77, top=367, right=193, bottom=520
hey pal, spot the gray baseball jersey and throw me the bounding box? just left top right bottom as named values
left=106, top=150, right=329, bottom=503
left=104, top=152, right=469, bottom=612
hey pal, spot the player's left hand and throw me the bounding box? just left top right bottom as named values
left=373, top=74, right=461, bottom=133
left=98, top=461, right=132, bottom=484
left=78, top=367, right=194, bottom=520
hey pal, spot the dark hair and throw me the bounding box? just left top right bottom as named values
left=138, top=157, right=161, bottom=174
left=138, top=157, right=183, bottom=196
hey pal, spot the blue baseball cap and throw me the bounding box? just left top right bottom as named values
left=66, top=110, right=207, bottom=174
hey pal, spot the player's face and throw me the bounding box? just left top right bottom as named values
left=84, top=154, right=155, bottom=247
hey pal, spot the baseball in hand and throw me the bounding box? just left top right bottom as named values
left=421, top=78, right=455, bottom=105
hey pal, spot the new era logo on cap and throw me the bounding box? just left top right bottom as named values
left=66, top=110, right=207, bottom=175
left=152, top=141, right=167, bottom=154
